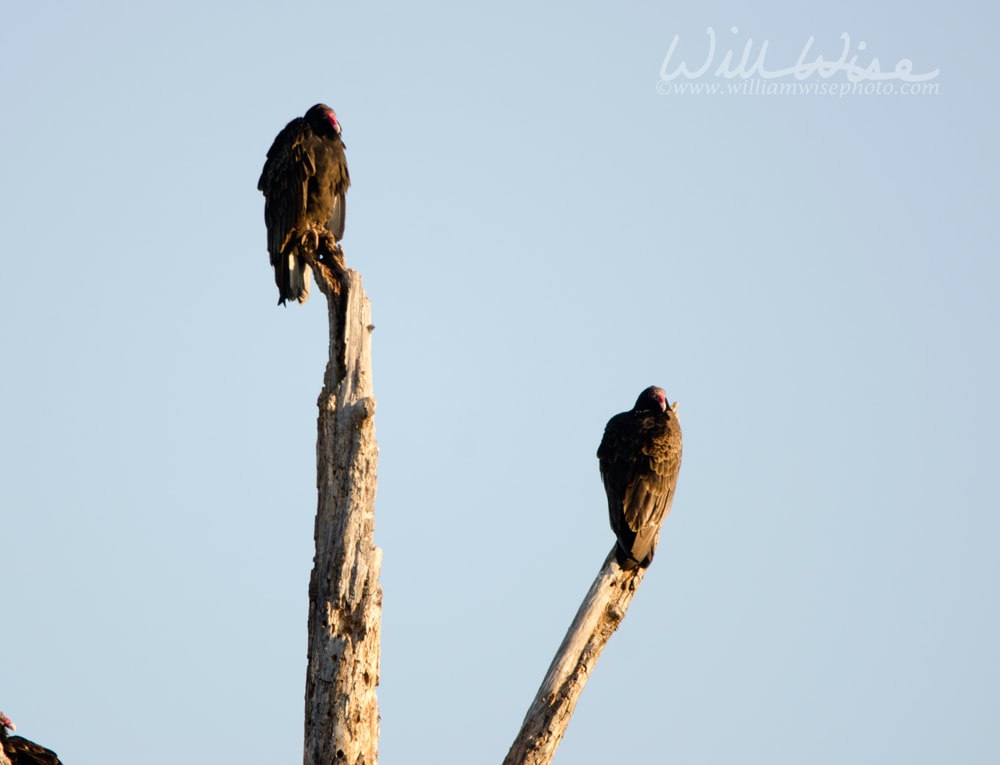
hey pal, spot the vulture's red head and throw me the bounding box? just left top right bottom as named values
left=305, top=103, right=342, bottom=136
left=0, top=712, right=14, bottom=732
left=634, top=386, right=668, bottom=413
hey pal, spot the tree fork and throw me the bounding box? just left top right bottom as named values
left=304, top=255, right=381, bottom=765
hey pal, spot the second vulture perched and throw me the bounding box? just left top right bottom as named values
left=597, top=386, right=683, bottom=570
left=258, top=104, right=350, bottom=305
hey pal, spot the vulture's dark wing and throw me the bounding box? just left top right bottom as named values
left=258, top=117, right=311, bottom=275
left=5, top=735, right=63, bottom=765
left=622, top=420, right=681, bottom=563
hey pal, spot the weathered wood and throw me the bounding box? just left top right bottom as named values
left=503, top=550, right=647, bottom=765
left=304, top=262, right=381, bottom=765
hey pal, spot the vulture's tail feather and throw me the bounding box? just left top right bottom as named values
left=286, top=251, right=311, bottom=305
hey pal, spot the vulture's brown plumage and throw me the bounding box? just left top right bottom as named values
left=258, top=104, right=350, bottom=305
left=1, top=713, right=63, bottom=765
left=597, top=386, right=683, bottom=570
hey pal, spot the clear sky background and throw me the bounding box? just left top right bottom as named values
left=1, top=1, right=996, bottom=763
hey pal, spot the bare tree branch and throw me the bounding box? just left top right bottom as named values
left=503, top=550, right=647, bottom=765
left=303, top=262, right=381, bottom=765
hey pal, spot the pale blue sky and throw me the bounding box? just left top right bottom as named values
left=1, top=1, right=997, bottom=763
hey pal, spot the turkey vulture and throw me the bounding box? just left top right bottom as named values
left=597, top=386, right=683, bottom=570
left=258, top=104, right=350, bottom=305
left=0, top=713, right=62, bottom=765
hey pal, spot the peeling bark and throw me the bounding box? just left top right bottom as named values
left=503, top=551, right=647, bottom=765
left=303, top=262, right=381, bottom=765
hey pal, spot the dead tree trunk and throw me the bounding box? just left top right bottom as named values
left=503, top=550, right=647, bottom=765
left=303, top=263, right=381, bottom=765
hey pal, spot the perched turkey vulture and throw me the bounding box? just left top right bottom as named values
left=258, top=104, right=350, bottom=305
left=0, top=713, right=63, bottom=765
left=597, top=386, right=683, bottom=570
